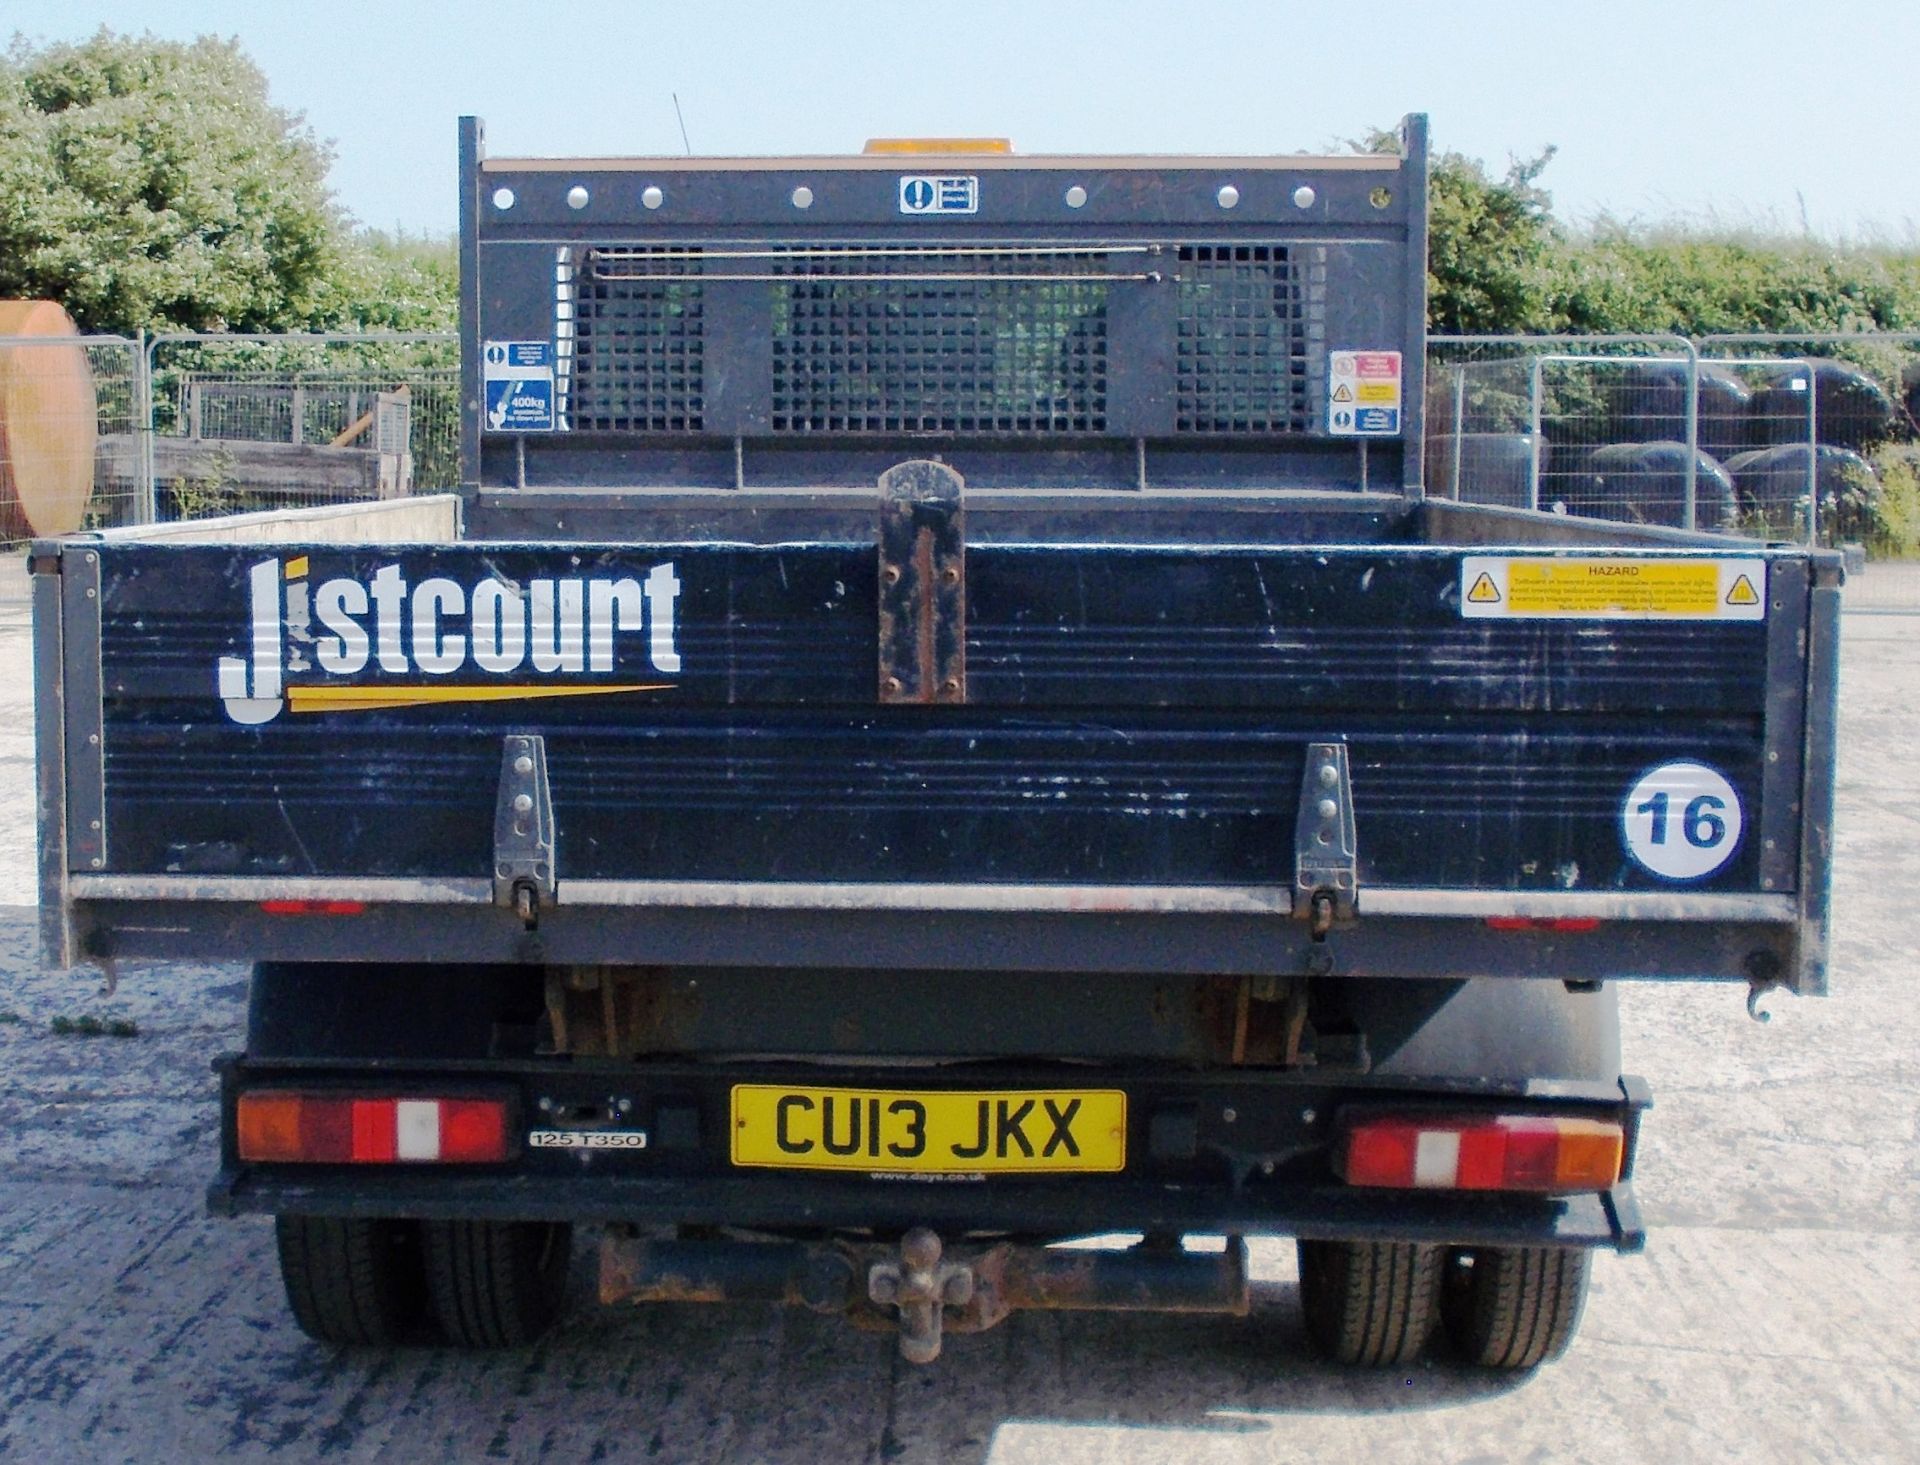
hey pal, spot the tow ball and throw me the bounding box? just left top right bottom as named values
left=867, top=1227, right=974, bottom=1364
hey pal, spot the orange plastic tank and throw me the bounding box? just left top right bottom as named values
left=0, top=301, right=99, bottom=537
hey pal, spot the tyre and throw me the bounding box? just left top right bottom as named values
left=275, top=1214, right=428, bottom=1346
left=1442, top=1245, right=1592, bottom=1369
left=1296, top=1239, right=1442, bottom=1366
left=423, top=1219, right=572, bottom=1347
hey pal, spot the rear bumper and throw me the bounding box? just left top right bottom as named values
left=208, top=1056, right=1650, bottom=1253
left=70, top=882, right=1799, bottom=987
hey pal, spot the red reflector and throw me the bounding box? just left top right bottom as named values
left=1342, top=1120, right=1419, bottom=1188
left=235, top=1093, right=511, bottom=1164
left=441, top=1099, right=510, bottom=1162
left=1484, top=917, right=1601, bottom=933
left=1337, top=1112, right=1624, bottom=1194
left=259, top=900, right=367, bottom=916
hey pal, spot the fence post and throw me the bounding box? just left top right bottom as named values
left=1450, top=365, right=1465, bottom=499
left=133, top=330, right=157, bottom=525
left=1682, top=342, right=1700, bottom=530
left=1806, top=359, right=1820, bottom=547
left=1527, top=354, right=1544, bottom=510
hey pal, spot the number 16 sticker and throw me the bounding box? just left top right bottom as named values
left=1622, top=761, right=1743, bottom=880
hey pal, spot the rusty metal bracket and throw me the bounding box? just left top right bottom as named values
left=878, top=459, right=966, bottom=704
left=1295, top=742, right=1358, bottom=925
left=599, top=1228, right=1252, bottom=1364
left=494, top=735, right=555, bottom=927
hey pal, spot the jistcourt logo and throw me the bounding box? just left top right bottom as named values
left=216, top=556, right=682, bottom=725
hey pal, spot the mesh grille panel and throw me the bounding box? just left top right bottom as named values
left=770, top=250, right=1108, bottom=433
left=1175, top=245, right=1311, bottom=433
left=570, top=249, right=704, bottom=431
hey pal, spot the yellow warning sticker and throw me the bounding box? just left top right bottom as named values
left=1459, top=557, right=1767, bottom=621
left=1355, top=382, right=1398, bottom=404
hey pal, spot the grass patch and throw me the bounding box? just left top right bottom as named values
left=0, top=1010, right=22, bottom=1024
left=49, top=1014, right=140, bottom=1039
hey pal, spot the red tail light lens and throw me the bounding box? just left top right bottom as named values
left=236, top=1094, right=511, bottom=1164
left=1484, top=917, right=1601, bottom=933
left=1339, top=1112, right=1624, bottom=1193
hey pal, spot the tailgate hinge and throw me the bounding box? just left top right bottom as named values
left=878, top=459, right=966, bottom=704
left=1295, top=742, right=1358, bottom=932
left=494, top=735, right=555, bottom=927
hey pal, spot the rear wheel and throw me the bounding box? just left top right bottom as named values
left=423, top=1219, right=572, bottom=1347
left=275, top=1215, right=428, bottom=1346
left=1441, top=1245, right=1592, bottom=1369
left=1296, top=1239, right=1442, bottom=1366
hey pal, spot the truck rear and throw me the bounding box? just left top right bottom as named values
left=33, top=116, right=1839, bottom=1368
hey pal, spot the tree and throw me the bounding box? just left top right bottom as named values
left=0, top=30, right=346, bottom=335
left=1425, top=146, right=1559, bottom=336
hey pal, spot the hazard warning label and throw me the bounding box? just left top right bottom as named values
left=1328, top=350, right=1402, bottom=436
left=1458, top=556, right=1768, bottom=621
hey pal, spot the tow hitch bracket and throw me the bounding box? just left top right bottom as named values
left=599, top=1229, right=1252, bottom=1364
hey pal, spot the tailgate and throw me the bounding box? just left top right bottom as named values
left=42, top=531, right=1835, bottom=991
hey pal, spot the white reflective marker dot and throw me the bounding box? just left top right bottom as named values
left=566, top=185, right=589, bottom=210
left=491, top=187, right=516, bottom=211
left=790, top=185, right=814, bottom=209
left=1064, top=184, right=1088, bottom=209
left=1621, top=760, right=1743, bottom=880
left=1216, top=184, right=1240, bottom=209
left=1292, top=184, right=1316, bottom=209
left=642, top=185, right=665, bottom=210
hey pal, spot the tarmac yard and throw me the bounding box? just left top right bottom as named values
left=0, top=596, right=1914, bottom=1463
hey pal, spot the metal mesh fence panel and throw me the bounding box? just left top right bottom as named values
left=1428, top=332, right=1920, bottom=609
left=4, top=328, right=1916, bottom=608
left=1702, top=337, right=1920, bottom=583
left=1424, top=337, right=1704, bottom=524
left=145, top=334, right=458, bottom=521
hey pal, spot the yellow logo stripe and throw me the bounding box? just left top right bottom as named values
left=286, top=683, right=674, bottom=714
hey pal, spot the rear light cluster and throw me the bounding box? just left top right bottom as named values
left=1338, top=1112, right=1624, bottom=1194
left=237, top=1093, right=510, bottom=1164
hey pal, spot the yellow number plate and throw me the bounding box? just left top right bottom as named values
left=730, top=1085, right=1126, bottom=1174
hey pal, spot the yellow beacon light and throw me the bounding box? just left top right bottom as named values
left=862, top=138, right=1013, bottom=155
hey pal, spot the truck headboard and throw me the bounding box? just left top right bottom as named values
left=459, top=115, right=1428, bottom=496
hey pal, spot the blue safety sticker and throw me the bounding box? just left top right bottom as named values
left=482, top=340, right=556, bottom=432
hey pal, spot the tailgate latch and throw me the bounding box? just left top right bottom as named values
left=1295, top=742, right=1357, bottom=933
left=495, top=735, right=556, bottom=927
left=877, top=459, right=966, bottom=704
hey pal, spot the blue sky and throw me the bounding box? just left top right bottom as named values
left=11, top=1, right=1918, bottom=240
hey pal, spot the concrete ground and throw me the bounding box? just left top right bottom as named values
left=0, top=598, right=1914, bottom=1463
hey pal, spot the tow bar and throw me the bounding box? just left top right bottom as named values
left=601, top=1227, right=1252, bottom=1362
